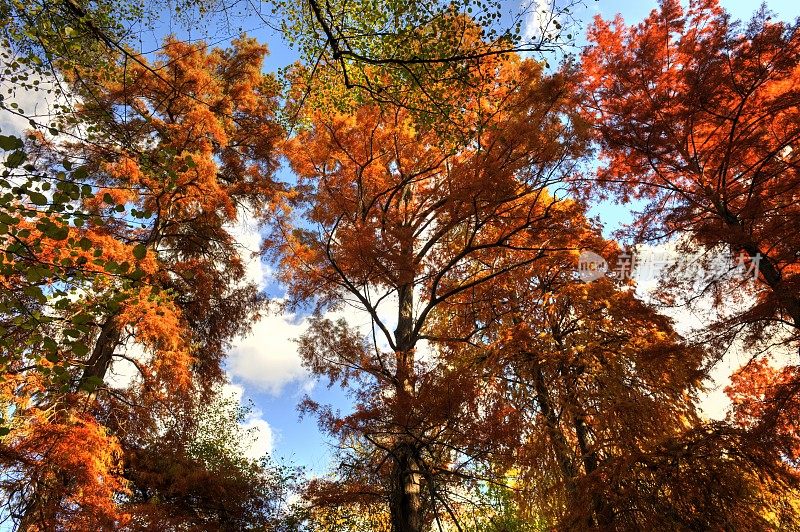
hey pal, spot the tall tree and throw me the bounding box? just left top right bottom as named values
left=279, top=53, right=587, bottom=531
left=580, top=2, right=800, bottom=525
left=437, top=226, right=796, bottom=529
left=0, top=36, right=290, bottom=528
left=581, top=0, right=800, bottom=349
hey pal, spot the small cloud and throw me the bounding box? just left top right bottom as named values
left=221, top=381, right=246, bottom=402
left=0, top=49, right=72, bottom=137
left=228, top=289, right=397, bottom=394
left=227, top=308, right=311, bottom=394
left=107, top=340, right=150, bottom=389
left=226, top=213, right=271, bottom=290
left=521, top=0, right=560, bottom=42
left=242, top=415, right=274, bottom=459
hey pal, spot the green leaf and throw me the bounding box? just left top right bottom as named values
left=80, top=375, right=104, bottom=392
left=28, top=191, right=47, bottom=205
left=132, top=243, right=147, bottom=260
left=45, top=224, right=68, bottom=240
left=72, top=312, right=93, bottom=325
left=0, top=135, right=23, bottom=151
left=23, top=285, right=46, bottom=303
left=4, top=151, right=26, bottom=168
left=72, top=166, right=88, bottom=180
left=25, top=266, right=46, bottom=283
left=71, top=342, right=89, bottom=357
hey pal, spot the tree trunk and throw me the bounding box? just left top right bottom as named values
left=531, top=361, right=578, bottom=497
left=18, top=317, right=122, bottom=528
left=718, top=206, right=800, bottom=334
left=389, top=441, right=424, bottom=532
left=739, top=240, right=800, bottom=331
left=574, top=409, right=613, bottom=529
left=79, top=316, right=121, bottom=388
left=389, top=280, right=424, bottom=532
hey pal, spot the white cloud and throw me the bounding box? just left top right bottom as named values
left=226, top=211, right=271, bottom=290
left=227, top=292, right=410, bottom=394
left=521, top=0, right=560, bottom=43
left=224, top=206, right=311, bottom=394
left=227, top=307, right=311, bottom=394
left=628, top=241, right=765, bottom=421
left=221, top=381, right=246, bottom=402
left=106, top=341, right=149, bottom=389
left=0, top=48, right=73, bottom=138
left=242, top=415, right=274, bottom=459
left=0, top=85, right=51, bottom=136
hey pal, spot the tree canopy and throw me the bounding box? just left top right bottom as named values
left=1, top=0, right=799, bottom=530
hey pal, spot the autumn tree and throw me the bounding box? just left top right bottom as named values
left=724, top=358, right=800, bottom=528
left=278, top=50, right=588, bottom=531
left=0, top=36, right=290, bottom=528
left=579, top=1, right=800, bottom=525
left=1, top=0, right=583, bottom=134
left=436, top=218, right=798, bottom=529
left=277, top=0, right=583, bottom=124
left=113, top=387, right=302, bottom=530
left=727, top=359, right=800, bottom=466
left=581, top=0, right=800, bottom=350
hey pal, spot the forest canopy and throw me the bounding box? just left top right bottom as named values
left=1, top=0, right=799, bottom=530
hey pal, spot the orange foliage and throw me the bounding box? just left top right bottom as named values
left=579, top=1, right=800, bottom=525
left=582, top=0, right=800, bottom=341
left=1, top=407, right=129, bottom=529
left=1, top=35, right=285, bottom=527
left=281, top=52, right=589, bottom=530
left=728, top=358, right=800, bottom=465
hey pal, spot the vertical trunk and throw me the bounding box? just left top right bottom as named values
left=19, top=317, right=122, bottom=528
left=389, top=442, right=424, bottom=532
left=520, top=305, right=579, bottom=500
left=574, top=410, right=613, bottom=529
left=390, top=278, right=424, bottom=532
left=574, top=415, right=598, bottom=475
left=718, top=208, right=800, bottom=333
left=79, top=316, right=121, bottom=388
left=531, top=361, right=578, bottom=497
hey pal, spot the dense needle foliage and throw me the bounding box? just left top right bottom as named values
left=1, top=0, right=799, bottom=530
